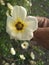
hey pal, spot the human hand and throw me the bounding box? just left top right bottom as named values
left=33, top=17, right=49, bottom=49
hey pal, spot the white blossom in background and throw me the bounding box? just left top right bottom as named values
left=26, top=0, right=30, bottom=4
left=6, top=5, right=38, bottom=40
left=30, top=60, right=36, bottom=65
left=11, top=63, right=15, bottom=65
left=19, top=54, right=25, bottom=60
left=7, top=3, right=13, bottom=15
left=44, top=0, right=47, bottom=1
left=25, top=0, right=32, bottom=6
left=29, top=2, right=32, bottom=6
left=6, top=10, right=10, bottom=16
left=30, top=52, right=35, bottom=60
left=7, top=3, right=13, bottom=10
left=0, top=0, right=5, bottom=5
left=4, top=63, right=9, bottom=65
left=2, top=61, right=6, bottom=65
left=40, top=5, right=43, bottom=8
left=10, top=47, right=16, bottom=55
left=21, top=41, right=29, bottom=49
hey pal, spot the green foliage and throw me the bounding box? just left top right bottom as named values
left=37, top=59, right=44, bottom=65
left=31, top=0, right=49, bottom=17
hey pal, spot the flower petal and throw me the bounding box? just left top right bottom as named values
left=30, top=52, right=35, bottom=60
left=15, top=32, right=22, bottom=40
left=13, top=28, right=33, bottom=40
left=19, top=54, right=25, bottom=60
left=7, top=15, right=13, bottom=23
left=6, top=16, right=14, bottom=34
left=11, top=5, right=27, bottom=20
left=10, top=47, right=16, bottom=55
left=6, top=15, right=18, bottom=40
left=25, top=16, right=38, bottom=32
left=21, top=28, right=33, bottom=40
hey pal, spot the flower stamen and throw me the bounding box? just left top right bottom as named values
left=15, top=22, right=24, bottom=30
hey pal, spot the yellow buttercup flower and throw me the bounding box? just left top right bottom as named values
left=6, top=5, right=38, bottom=40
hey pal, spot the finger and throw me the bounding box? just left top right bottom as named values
left=34, top=27, right=49, bottom=40
left=36, top=16, right=45, bottom=27
left=33, top=28, right=49, bottom=49
left=36, top=16, right=49, bottom=27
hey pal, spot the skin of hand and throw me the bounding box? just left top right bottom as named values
left=33, top=17, right=49, bottom=49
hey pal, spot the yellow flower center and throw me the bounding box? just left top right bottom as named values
left=15, top=21, right=24, bottom=30
left=11, top=18, right=27, bottom=33
left=23, top=44, right=26, bottom=46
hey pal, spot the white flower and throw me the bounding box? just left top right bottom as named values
left=6, top=5, right=38, bottom=40
left=10, top=47, right=16, bottom=55
left=6, top=10, right=10, bottom=16
left=30, top=52, right=35, bottom=60
left=26, top=0, right=32, bottom=6
left=6, top=3, right=13, bottom=16
left=21, top=41, right=29, bottom=49
left=11, top=63, right=15, bottom=65
left=7, top=3, right=13, bottom=15
left=26, top=0, right=30, bottom=4
left=0, top=0, right=5, bottom=5
left=7, top=3, right=13, bottom=10
left=29, top=2, right=32, bottom=6
left=30, top=60, right=36, bottom=65
left=5, top=63, right=9, bottom=65
left=19, top=54, right=25, bottom=60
